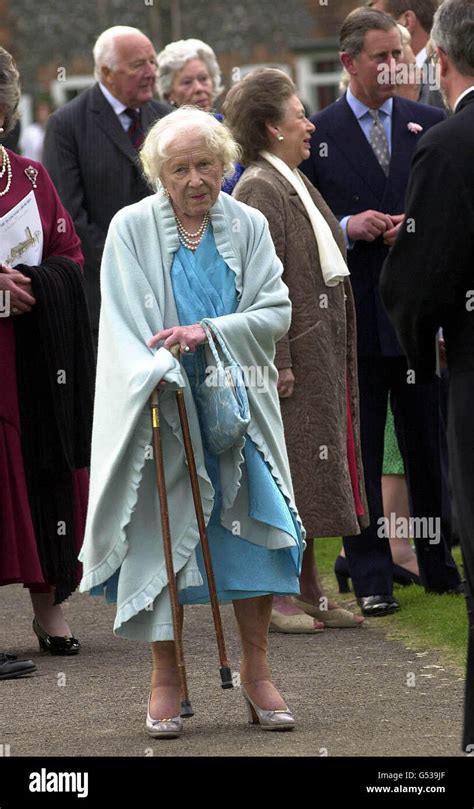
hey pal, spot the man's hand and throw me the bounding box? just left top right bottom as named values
left=347, top=210, right=393, bottom=242
left=383, top=214, right=405, bottom=247
left=277, top=367, right=295, bottom=398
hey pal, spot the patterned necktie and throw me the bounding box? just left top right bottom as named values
left=368, top=109, right=390, bottom=176
left=125, top=108, right=144, bottom=150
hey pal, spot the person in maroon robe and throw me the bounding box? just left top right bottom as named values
left=0, top=47, right=91, bottom=678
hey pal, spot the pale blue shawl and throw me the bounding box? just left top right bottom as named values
left=79, top=190, right=304, bottom=640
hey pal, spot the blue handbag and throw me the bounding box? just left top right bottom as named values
left=195, top=323, right=250, bottom=455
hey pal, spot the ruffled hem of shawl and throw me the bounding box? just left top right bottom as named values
left=244, top=421, right=306, bottom=544
left=114, top=403, right=215, bottom=630
left=78, top=415, right=153, bottom=592
left=215, top=403, right=306, bottom=547
left=80, top=394, right=216, bottom=629
left=199, top=318, right=305, bottom=543
left=114, top=563, right=203, bottom=632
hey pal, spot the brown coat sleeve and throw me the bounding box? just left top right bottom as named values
left=234, top=176, right=292, bottom=370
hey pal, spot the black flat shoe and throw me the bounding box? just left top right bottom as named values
left=0, top=653, right=36, bottom=680
left=357, top=594, right=400, bottom=617
left=32, top=618, right=81, bottom=656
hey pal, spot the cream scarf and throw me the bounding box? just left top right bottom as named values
left=260, top=150, right=350, bottom=287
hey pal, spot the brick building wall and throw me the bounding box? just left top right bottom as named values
left=2, top=0, right=360, bottom=105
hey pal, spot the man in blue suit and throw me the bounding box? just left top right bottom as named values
left=301, top=6, right=461, bottom=616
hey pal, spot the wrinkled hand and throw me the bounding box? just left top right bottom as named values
left=277, top=367, right=295, bottom=398
left=383, top=214, right=405, bottom=247
left=347, top=210, right=393, bottom=242
left=0, top=265, right=36, bottom=314
left=148, top=324, right=207, bottom=353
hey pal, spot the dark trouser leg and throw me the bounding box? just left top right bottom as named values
left=391, top=361, right=460, bottom=590
left=447, top=372, right=474, bottom=750
left=343, top=356, right=393, bottom=597
left=440, top=368, right=461, bottom=544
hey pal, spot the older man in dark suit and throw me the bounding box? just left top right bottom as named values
left=301, top=6, right=461, bottom=616
left=381, top=0, right=474, bottom=750
left=44, top=26, right=171, bottom=341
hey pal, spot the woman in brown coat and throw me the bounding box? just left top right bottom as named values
left=224, top=69, right=368, bottom=631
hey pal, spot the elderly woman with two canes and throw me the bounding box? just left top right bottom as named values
left=79, top=107, right=305, bottom=738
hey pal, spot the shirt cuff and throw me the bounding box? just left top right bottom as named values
left=340, top=216, right=355, bottom=251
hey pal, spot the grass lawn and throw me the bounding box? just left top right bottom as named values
left=315, top=537, right=468, bottom=672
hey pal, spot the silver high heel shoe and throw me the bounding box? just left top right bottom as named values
left=145, top=695, right=184, bottom=739
left=242, top=685, right=295, bottom=731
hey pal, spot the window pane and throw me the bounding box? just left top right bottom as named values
left=317, top=84, right=339, bottom=110
left=312, top=59, right=340, bottom=74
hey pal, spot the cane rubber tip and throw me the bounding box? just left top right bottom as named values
left=180, top=700, right=194, bottom=718
left=220, top=666, right=234, bottom=689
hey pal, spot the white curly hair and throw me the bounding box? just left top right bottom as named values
left=140, top=106, right=240, bottom=190
left=156, top=38, right=224, bottom=103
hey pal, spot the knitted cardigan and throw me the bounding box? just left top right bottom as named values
left=79, top=190, right=303, bottom=631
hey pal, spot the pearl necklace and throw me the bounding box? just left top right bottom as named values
left=176, top=212, right=210, bottom=251
left=0, top=145, right=12, bottom=196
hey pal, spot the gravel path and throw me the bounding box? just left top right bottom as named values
left=0, top=585, right=465, bottom=757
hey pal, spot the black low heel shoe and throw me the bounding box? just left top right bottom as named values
left=32, top=618, right=81, bottom=656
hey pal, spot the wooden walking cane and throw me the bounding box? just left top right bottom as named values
left=170, top=346, right=233, bottom=691
left=149, top=345, right=233, bottom=722
left=149, top=386, right=194, bottom=718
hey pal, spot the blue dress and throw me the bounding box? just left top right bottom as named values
left=172, top=225, right=302, bottom=604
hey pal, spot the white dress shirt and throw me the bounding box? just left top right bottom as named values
left=416, top=46, right=427, bottom=68
left=98, top=83, right=134, bottom=132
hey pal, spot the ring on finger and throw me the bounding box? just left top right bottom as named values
left=11, top=306, right=19, bottom=315
left=183, top=344, right=190, bottom=353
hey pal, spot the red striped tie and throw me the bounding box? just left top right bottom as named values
left=125, top=108, right=144, bottom=150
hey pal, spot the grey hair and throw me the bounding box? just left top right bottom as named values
left=93, top=25, right=147, bottom=81
left=340, top=7, right=398, bottom=56
left=156, top=38, right=224, bottom=102
left=140, top=106, right=240, bottom=189
left=431, top=0, right=474, bottom=76
left=0, top=47, right=20, bottom=136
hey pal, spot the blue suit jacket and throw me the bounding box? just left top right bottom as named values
left=300, top=94, right=445, bottom=357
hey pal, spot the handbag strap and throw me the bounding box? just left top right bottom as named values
left=201, top=322, right=235, bottom=368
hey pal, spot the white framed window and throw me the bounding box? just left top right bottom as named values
left=50, top=76, right=95, bottom=108
left=295, top=51, right=343, bottom=114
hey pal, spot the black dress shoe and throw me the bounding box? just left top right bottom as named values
left=425, top=582, right=465, bottom=596
left=32, top=618, right=81, bottom=656
left=0, top=653, right=36, bottom=680
left=357, top=594, right=400, bottom=617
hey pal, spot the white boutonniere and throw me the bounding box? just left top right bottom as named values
left=407, top=122, right=423, bottom=134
